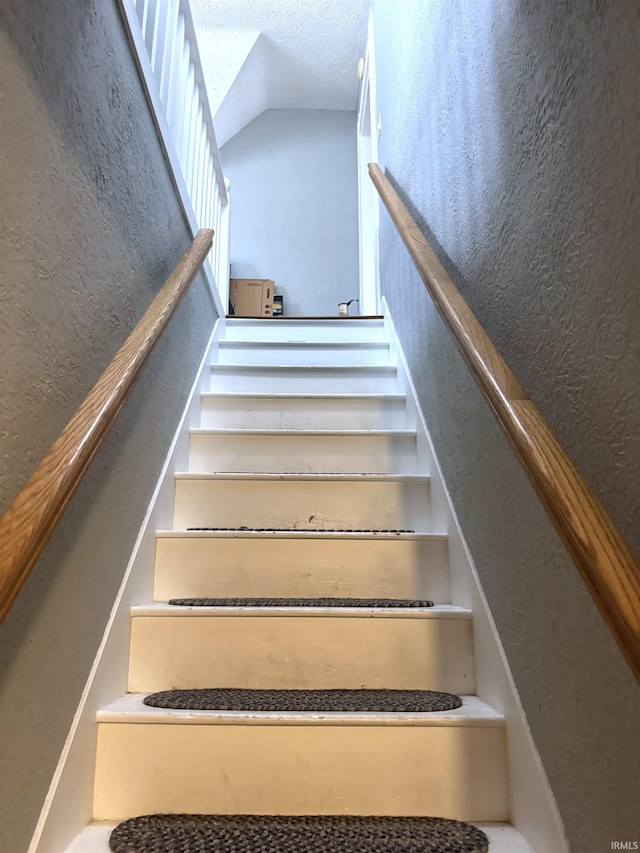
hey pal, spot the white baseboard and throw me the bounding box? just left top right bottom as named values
left=382, top=298, right=568, bottom=853
left=28, top=317, right=225, bottom=853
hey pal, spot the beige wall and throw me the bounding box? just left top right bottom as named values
left=0, top=1, right=217, bottom=850
left=373, top=1, right=639, bottom=850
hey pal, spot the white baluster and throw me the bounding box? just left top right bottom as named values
left=150, top=0, right=162, bottom=74
left=165, top=12, right=184, bottom=133
left=179, top=63, right=196, bottom=180
left=212, top=181, right=219, bottom=239
left=138, top=0, right=149, bottom=37
left=204, top=150, right=214, bottom=230
left=213, top=187, right=222, bottom=274
left=151, top=0, right=172, bottom=89
left=184, top=90, right=197, bottom=201
left=144, top=0, right=157, bottom=57
left=197, top=123, right=209, bottom=228
left=193, top=127, right=204, bottom=225
left=192, top=117, right=203, bottom=223
left=219, top=178, right=231, bottom=308
left=159, top=0, right=179, bottom=110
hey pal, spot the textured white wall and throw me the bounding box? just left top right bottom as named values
left=372, top=1, right=640, bottom=851
left=221, top=109, right=359, bottom=316
left=192, top=0, right=368, bottom=145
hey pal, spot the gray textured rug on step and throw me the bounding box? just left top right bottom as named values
left=109, top=814, right=488, bottom=852
left=168, top=597, right=434, bottom=608
left=143, top=688, right=462, bottom=713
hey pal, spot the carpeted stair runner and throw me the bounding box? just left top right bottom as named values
left=109, top=814, right=489, bottom=852
left=143, top=687, right=462, bottom=713
left=168, top=596, right=434, bottom=608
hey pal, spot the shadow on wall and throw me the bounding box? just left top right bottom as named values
left=1, top=0, right=180, bottom=275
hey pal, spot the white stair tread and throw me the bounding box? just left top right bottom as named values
left=132, top=603, right=471, bottom=619
left=224, top=318, right=385, bottom=326
left=224, top=317, right=385, bottom=322
left=190, top=428, right=416, bottom=436
left=219, top=341, right=390, bottom=349
left=210, top=364, right=397, bottom=372
left=175, top=472, right=430, bottom=482
left=65, top=822, right=534, bottom=853
left=216, top=341, right=391, bottom=366
left=201, top=392, right=406, bottom=399
left=156, top=529, right=446, bottom=540
left=97, top=693, right=503, bottom=727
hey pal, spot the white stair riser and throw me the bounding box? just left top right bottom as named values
left=173, top=478, right=431, bottom=531
left=200, top=395, right=407, bottom=430
left=218, top=342, right=391, bottom=366
left=222, top=319, right=387, bottom=342
left=210, top=366, right=397, bottom=393
left=188, top=432, right=419, bottom=474
left=154, top=536, right=451, bottom=602
left=128, top=614, right=474, bottom=693
left=94, top=723, right=507, bottom=820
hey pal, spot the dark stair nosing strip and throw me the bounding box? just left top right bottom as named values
left=110, top=814, right=488, bottom=853
left=187, top=527, right=416, bottom=533
left=178, top=473, right=427, bottom=482
left=168, top=597, right=434, bottom=608
left=143, top=688, right=462, bottom=713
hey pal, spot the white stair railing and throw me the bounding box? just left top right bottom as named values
left=118, top=0, right=230, bottom=316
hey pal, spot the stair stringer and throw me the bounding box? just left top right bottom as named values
left=383, top=298, right=569, bottom=853
left=27, top=317, right=227, bottom=853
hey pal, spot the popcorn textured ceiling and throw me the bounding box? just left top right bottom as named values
left=191, top=0, right=369, bottom=145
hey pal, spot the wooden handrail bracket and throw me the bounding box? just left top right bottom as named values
left=369, top=162, right=640, bottom=682
left=0, top=229, right=214, bottom=622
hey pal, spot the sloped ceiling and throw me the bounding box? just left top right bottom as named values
left=191, top=0, right=369, bottom=146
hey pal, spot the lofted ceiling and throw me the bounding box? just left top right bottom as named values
left=191, top=0, right=370, bottom=146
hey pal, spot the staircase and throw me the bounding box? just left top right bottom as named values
left=67, top=317, right=533, bottom=852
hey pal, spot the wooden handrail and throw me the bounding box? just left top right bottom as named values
left=369, top=162, right=640, bottom=683
left=0, top=229, right=214, bottom=623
